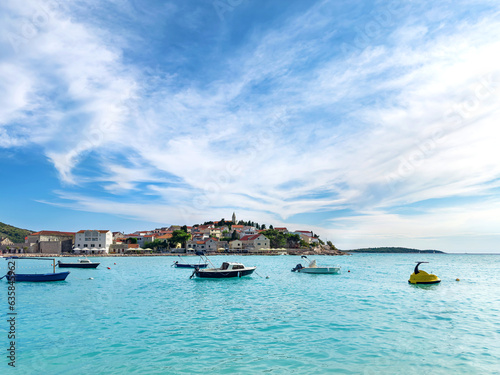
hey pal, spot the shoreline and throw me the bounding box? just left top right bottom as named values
left=1, top=250, right=347, bottom=258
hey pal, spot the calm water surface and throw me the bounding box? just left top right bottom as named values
left=3, top=254, right=500, bottom=374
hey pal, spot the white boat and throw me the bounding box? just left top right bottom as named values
left=291, top=256, right=340, bottom=274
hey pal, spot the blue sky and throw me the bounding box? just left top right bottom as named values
left=1, top=0, right=500, bottom=252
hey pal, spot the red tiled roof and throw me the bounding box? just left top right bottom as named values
left=76, top=230, right=110, bottom=234
left=240, top=234, right=262, bottom=241
left=30, top=231, right=75, bottom=236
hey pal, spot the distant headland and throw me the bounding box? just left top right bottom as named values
left=345, top=247, right=445, bottom=254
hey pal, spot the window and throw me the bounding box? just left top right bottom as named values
left=99, top=244, right=101, bottom=247
left=91, top=244, right=95, bottom=248
left=78, top=244, right=80, bottom=247
left=83, top=244, right=88, bottom=247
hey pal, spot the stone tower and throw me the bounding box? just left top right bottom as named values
left=232, top=212, right=236, bottom=223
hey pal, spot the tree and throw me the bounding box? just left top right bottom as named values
left=181, top=225, right=188, bottom=233
left=261, top=224, right=266, bottom=230
left=261, top=229, right=286, bottom=248
left=285, top=234, right=300, bottom=249
left=231, top=231, right=240, bottom=240
left=169, top=230, right=191, bottom=248
left=143, top=239, right=167, bottom=252
left=269, top=225, right=274, bottom=230
left=327, top=241, right=338, bottom=250
left=127, top=237, right=137, bottom=244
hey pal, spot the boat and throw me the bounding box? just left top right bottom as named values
left=58, top=258, right=100, bottom=268
left=408, top=261, right=441, bottom=284
left=291, top=256, right=341, bottom=274
left=172, top=255, right=208, bottom=269
left=190, top=261, right=256, bottom=278
left=2, top=257, right=70, bottom=282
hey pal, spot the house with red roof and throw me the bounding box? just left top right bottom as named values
left=274, top=227, right=288, bottom=233
left=240, top=234, right=270, bottom=251
left=186, top=237, right=219, bottom=252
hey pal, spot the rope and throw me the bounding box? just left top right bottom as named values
left=254, top=270, right=268, bottom=279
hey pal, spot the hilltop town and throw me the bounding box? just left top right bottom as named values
left=0, top=213, right=345, bottom=256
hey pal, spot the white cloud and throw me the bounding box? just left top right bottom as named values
left=2, top=1, right=500, bottom=250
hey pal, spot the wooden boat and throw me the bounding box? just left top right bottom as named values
left=58, top=259, right=100, bottom=268
left=190, top=261, right=256, bottom=279
left=2, top=257, right=70, bottom=282
left=291, top=256, right=341, bottom=274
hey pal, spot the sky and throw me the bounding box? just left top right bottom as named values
left=1, top=0, right=500, bottom=253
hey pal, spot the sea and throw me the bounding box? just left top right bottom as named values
left=2, top=254, right=500, bottom=374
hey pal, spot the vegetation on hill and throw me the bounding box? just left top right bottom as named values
left=346, top=247, right=444, bottom=254
left=0, top=221, right=34, bottom=243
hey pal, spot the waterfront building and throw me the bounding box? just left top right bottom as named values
left=229, top=239, right=243, bottom=251
left=240, top=234, right=270, bottom=251
left=75, top=230, right=113, bottom=254
left=27, top=231, right=75, bottom=253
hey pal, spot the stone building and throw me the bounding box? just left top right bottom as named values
left=26, top=231, right=75, bottom=253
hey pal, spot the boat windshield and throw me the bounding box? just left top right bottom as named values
left=221, top=262, right=229, bottom=270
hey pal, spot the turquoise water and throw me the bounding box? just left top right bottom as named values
left=2, top=254, right=500, bottom=374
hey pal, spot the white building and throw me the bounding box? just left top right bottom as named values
left=75, top=230, right=113, bottom=254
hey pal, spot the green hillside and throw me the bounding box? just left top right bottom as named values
left=346, top=247, right=445, bottom=254
left=0, top=222, right=34, bottom=244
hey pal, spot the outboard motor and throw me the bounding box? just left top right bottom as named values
left=291, top=264, right=303, bottom=272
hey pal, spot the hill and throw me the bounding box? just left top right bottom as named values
left=0, top=221, right=34, bottom=244
left=345, top=247, right=445, bottom=254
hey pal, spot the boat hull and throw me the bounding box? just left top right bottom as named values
left=174, top=263, right=208, bottom=269
left=195, top=267, right=256, bottom=278
left=5, top=272, right=70, bottom=282
left=297, top=267, right=341, bottom=274
left=58, top=262, right=99, bottom=268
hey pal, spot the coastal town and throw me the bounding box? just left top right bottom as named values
left=0, top=213, right=345, bottom=256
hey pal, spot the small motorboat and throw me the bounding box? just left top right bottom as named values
left=2, top=257, right=70, bottom=282
left=291, top=256, right=341, bottom=274
left=58, top=258, right=100, bottom=268
left=190, top=261, right=256, bottom=278
left=408, top=261, right=441, bottom=284
left=172, top=255, right=208, bottom=269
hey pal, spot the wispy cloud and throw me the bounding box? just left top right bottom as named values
left=2, top=0, right=500, bottom=250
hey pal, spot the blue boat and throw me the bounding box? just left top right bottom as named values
left=5, top=271, right=70, bottom=282
left=2, top=257, right=70, bottom=282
